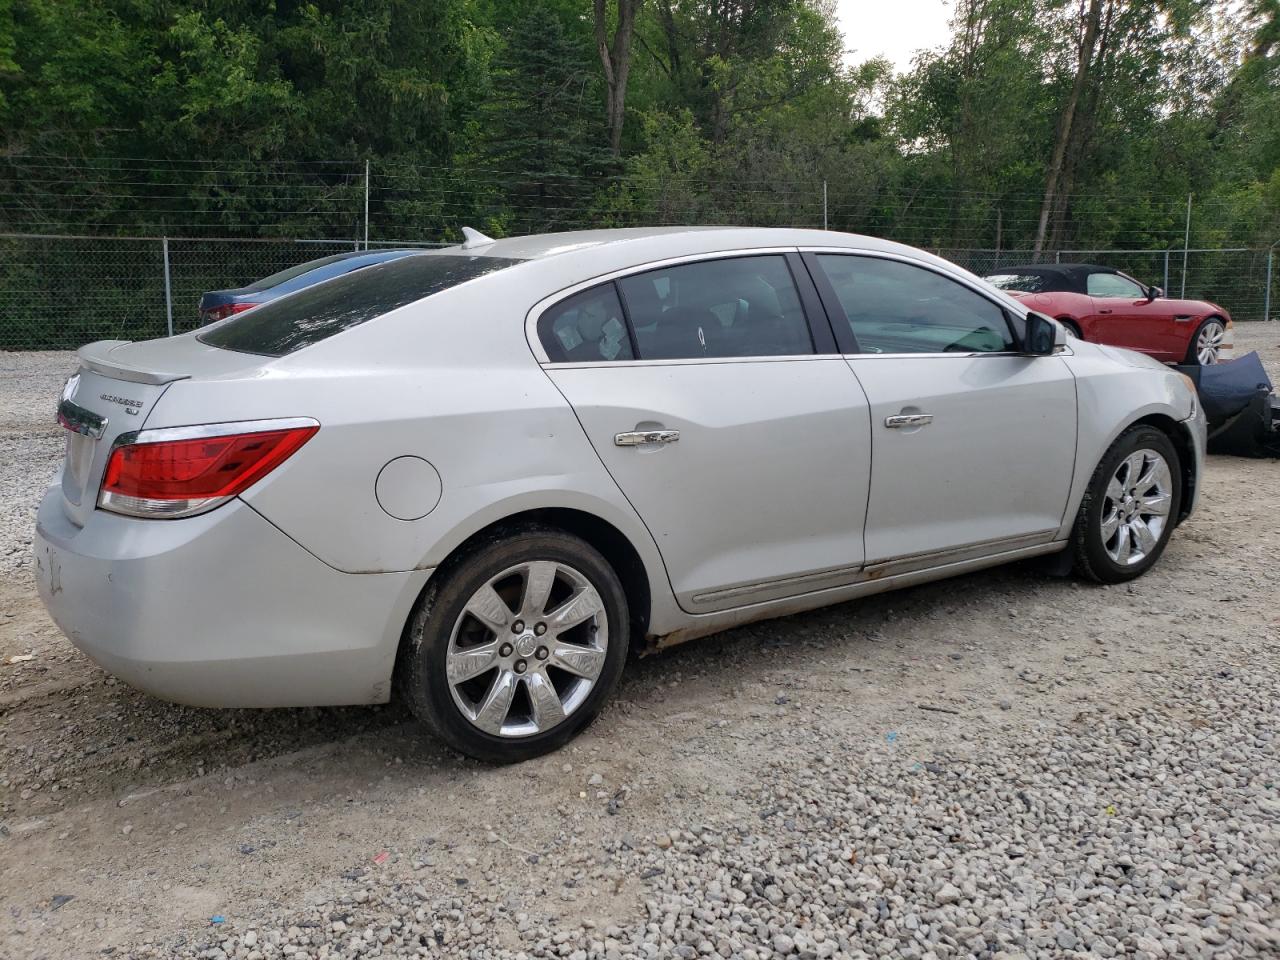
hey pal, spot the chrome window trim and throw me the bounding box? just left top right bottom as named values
left=526, top=246, right=817, bottom=365
left=841, top=349, right=1073, bottom=360
left=843, top=351, right=1016, bottom=360
left=545, top=353, right=846, bottom=370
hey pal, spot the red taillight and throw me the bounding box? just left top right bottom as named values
left=201, top=302, right=257, bottom=324
left=98, top=422, right=317, bottom=518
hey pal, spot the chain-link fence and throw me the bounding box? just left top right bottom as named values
left=0, top=234, right=454, bottom=349
left=1, top=233, right=1275, bottom=350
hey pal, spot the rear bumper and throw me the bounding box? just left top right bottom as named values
left=33, top=490, right=430, bottom=708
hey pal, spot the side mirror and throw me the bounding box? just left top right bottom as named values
left=1147, top=285, right=1163, bottom=301
left=1024, top=311, right=1057, bottom=355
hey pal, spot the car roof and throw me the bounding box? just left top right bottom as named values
left=422, top=226, right=964, bottom=271
left=989, top=263, right=1125, bottom=294
left=997, top=263, right=1118, bottom=278
left=399, top=227, right=1023, bottom=316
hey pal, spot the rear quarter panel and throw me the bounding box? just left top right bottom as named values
left=142, top=269, right=685, bottom=634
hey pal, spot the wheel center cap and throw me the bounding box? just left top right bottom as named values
left=514, top=632, right=539, bottom=657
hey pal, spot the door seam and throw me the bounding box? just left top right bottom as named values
left=533, top=364, right=683, bottom=610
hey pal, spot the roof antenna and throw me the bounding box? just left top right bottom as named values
left=460, top=226, right=496, bottom=250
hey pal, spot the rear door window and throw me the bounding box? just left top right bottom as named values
left=617, top=255, right=814, bottom=360
left=199, top=254, right=522, bottom=356
left=538, top=285, right=635, bottom=363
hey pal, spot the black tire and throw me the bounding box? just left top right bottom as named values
left=1059, top=318, right=1082, bottom=340
left=1072, top=425, right=1182, bottom=584
left=397, top=526, right=629, bottom=763
left=1184, top=317, right=1225, bottom=366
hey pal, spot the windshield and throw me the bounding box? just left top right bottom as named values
left=199, top=254, right=524, bottom=356
left=985, top=273, right=1047, bottom=293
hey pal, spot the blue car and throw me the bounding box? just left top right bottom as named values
left=198, top=248, right=428, bottom=325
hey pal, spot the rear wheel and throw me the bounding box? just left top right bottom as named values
left=1059, top=318, right=1082, bottom=340
left=1072, top=426, right=1181, bottom=584
left=1186, top=317, right=1225, bottom=365
left=398, top=528, right=628, bottom=763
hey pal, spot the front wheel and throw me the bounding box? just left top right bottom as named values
left=1186, top=317, right=1225, bottom=365
left=1072, top=426, right=1181, bottom=584
left=397, top=528, right=629, bottom=763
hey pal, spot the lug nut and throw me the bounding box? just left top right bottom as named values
left=534, top=623, right=547, bottom=636
left=499, top=643, right=513, bottom=657
left=514, top=660, right=528, bottom=674
left=535, top=646, right=549, bottom=661
left=512, top=620, right=524, bottom=633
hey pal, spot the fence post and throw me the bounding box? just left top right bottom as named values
left=822, top=180, right=828, bottom=231
left=1163, top=250, right=1170, bottom=295
left=994, top=209, right=1002, bottom=269
left=363, top=159, right=370, bottom=250
left=1266, top=241, right=1277, bottom=322
left=1180, top=193, right=1191, bottom=298
left=162, top=236, right=174, bottom=338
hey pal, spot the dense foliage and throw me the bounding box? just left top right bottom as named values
left=0, top=0, right=1277, bottom=251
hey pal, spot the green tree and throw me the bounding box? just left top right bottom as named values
left=478, top=5, right=609, bottom=233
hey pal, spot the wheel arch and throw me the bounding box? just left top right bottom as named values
left=1125, top=413, right=1197, bottom=525
left=416, top=507, right=656, bottom=642
left=1185, top=314, right=1229, bottom=365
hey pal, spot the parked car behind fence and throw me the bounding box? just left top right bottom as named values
left=985, top=263, right=1233, bottom=365
left=198, top=248, right=428, bottom=324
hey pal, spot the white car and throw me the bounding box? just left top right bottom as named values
left=35, top=227, right=1206, bottom=762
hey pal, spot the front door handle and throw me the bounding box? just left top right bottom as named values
left=885, top=414, right=933, bottom=429
left=1097, top=308, right=1113, bottom=314
left=615, top=429, right=680, bottom=447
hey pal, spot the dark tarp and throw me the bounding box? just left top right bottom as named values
left=1174, top=352, right=1280, bottom=458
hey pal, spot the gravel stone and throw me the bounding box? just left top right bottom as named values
left=2, top=331, right=1279, bottom=960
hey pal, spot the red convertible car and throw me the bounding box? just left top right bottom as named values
left=985, top=263, right=1233, bottom=365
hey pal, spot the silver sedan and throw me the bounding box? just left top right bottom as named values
left=35, top=228, right=1206, bottom=762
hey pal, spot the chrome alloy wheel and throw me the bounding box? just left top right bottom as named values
left=1101, top=449, right=1172, bottom=566
left=1196, top=320, right=1225, bottom=364
left=445, top=561, right=608, bottom=737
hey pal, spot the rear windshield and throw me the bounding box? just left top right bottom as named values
left=244, top=252, right=360, bottom=292
left=199, top=254, right=523, bottom=356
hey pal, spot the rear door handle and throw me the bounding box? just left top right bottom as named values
left=615, top=429, right=680, bottom=447
left=885, top=414, right=933, bottom=429
left=1097, top=308, right=1113, bottom=314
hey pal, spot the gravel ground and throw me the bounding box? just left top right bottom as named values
left=0, top=351, right=69, bottom=580
left=1, top=329, right=1278, bottom=960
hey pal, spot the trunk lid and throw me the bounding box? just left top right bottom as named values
left=57, top=338, right=271, bottom=527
